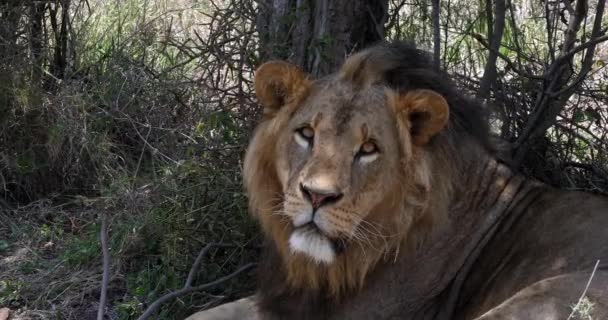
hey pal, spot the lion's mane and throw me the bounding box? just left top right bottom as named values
left=243, top=42, right=493, bottom=318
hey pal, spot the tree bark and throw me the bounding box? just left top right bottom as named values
left=29, top=1, right=46, bottom=88
left=431, top=0, right=441, bottom=70
left=257, top=0, right=388, bottom=77
left=478, top=0, right=506, bottom=98
left=49, top=0, right=71, bottom=82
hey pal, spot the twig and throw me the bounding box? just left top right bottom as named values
left=97, top=213, right=110, bottom=320
left=137, top=263, right=256, bottom=320
left=136, top=243, right=257, bottom=320
left=566, top=260, right=600, bottom=320
left=552, top=34, right=608, bottom=69
left=132, top=126, right=152, bottom=190
left=470, top=33, right=544, bottom=80
left=186, top=243, right=233, bottom=287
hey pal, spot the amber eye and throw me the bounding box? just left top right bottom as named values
left=299, top=126, right=314, bottom=139
left=359, top=141, right=378, bottom=155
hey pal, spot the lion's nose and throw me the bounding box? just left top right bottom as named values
left=300, top=184, right=343, bottom=210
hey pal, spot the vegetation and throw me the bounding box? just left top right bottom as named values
left=0, top=0, right=606, bottom=319
left=1, top=0, right=259, bottom=318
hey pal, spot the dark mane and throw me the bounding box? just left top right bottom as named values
left=339, top=41, right=493, bottom=153
left=257, top=240, right=332, bottom=320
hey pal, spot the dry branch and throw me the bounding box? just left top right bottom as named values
left=97, top=213, right=110, bottom=320
left=512, top=0, right=605, bottom=167
left=566, top=260, right=600, bottom=320
left=471, top=33, right=543, bottom=80
left=136, top=243, right=257, bottom=320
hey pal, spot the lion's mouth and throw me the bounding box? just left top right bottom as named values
left=298, top=221, right=323, bottom=234
left=289, top=223, right=347, bottom=263
left=300, top=222, right=347, bottom=254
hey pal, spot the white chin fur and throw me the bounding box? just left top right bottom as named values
left=289, top=229, right=335, bottom=264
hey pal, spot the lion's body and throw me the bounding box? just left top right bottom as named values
left=187, top=42, right=608, bottom=320
left=458, top=187, right=608, bottom=319
left=324, top=163, right=608, bottom=319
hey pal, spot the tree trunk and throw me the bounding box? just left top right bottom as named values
left=49, top=0, right=71, bottom=83
left=30, top=1, right=46, bottom=88
left=478, top=0, right=505, bottom=98
left=257, top=0, right=389, bottom=77
left=431, top=0, right=441, bottom=70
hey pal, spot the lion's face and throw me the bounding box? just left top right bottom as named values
left=245, top=60, right=450, bottom=270
left=274, top=84, right=404, bottom=264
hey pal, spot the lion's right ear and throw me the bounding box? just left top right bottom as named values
left=254, top=61, right=311, bottom=117
left=393, top=89, right=450, bottom=146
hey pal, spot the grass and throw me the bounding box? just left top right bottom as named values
left=570, top=296, right=595, bottom=320
left=0, top=165, right=260, bottom=319
left=0, top=0, right=260, bottom=318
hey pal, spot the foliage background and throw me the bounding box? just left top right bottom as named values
left=0, top=0, right=607, bottom=319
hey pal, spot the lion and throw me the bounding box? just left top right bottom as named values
left=187, top=42, right=608, bottom=320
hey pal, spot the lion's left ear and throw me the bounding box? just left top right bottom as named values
left=393, top=89, right=449, bottom=146
left=254, top=61, right=311, bottom=117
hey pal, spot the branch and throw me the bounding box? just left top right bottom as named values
left=548, top=1, right=607, bottom=98
left=471, top=33, right=543, bottom=80
left=136, top=243, right=257, bottom=320
left=561, top=162, right=608, bottom=182
left=479, top=0, right=506, bottom=97
left=384, top=0, right=408, bottom=33
left=567, top=260, right=600, bottom=320
left=186, top=243, right=233, bottom=287
left=97, top=213, right=110, bottom=320
left=511, top=0, right=593, bottom=166
left=137, top=263, right=256, bottom=320
left=550, top=34, right=608, bottom=71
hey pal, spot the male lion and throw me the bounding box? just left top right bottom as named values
left=187, top=42, right=608, bottom=320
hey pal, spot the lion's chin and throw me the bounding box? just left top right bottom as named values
left=288, top=227, right=337, bottom=264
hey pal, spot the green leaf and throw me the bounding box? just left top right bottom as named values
left=0, top=240, right=9, bottom=253
left=573, top=109, right=586, bottom=123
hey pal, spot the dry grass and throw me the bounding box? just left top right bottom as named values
left=1, top=179, right=260, bottom=319
left=1, top=0, right=260, bottom=319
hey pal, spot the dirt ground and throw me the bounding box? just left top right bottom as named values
left=0, top=195, right=259, bottom=320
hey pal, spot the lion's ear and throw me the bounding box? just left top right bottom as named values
left=394, top=89, right=449, bottom=146
left=254, top=61, right=310, bottom=116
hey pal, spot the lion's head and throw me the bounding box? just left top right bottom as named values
left=243, top=42, right=489, bottom=297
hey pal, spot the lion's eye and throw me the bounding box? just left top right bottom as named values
left=359, top=141, right=378, bottom=155
left=300, top=127, right=314, bottom=139
left=295, top=126, right=314, bottom=148
left=356, top=141, right=379, bottom=164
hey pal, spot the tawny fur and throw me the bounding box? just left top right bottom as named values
left=243, top=45, right=458, bottom=298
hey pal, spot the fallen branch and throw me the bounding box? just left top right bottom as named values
left=97, top=213, right=110, bottom=320
left=567, top=260, right=600, bottom=320
left=136, top=243, right=257, bottom=320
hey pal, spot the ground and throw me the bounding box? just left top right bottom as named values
left=0, top=180, right=259, bottom=320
